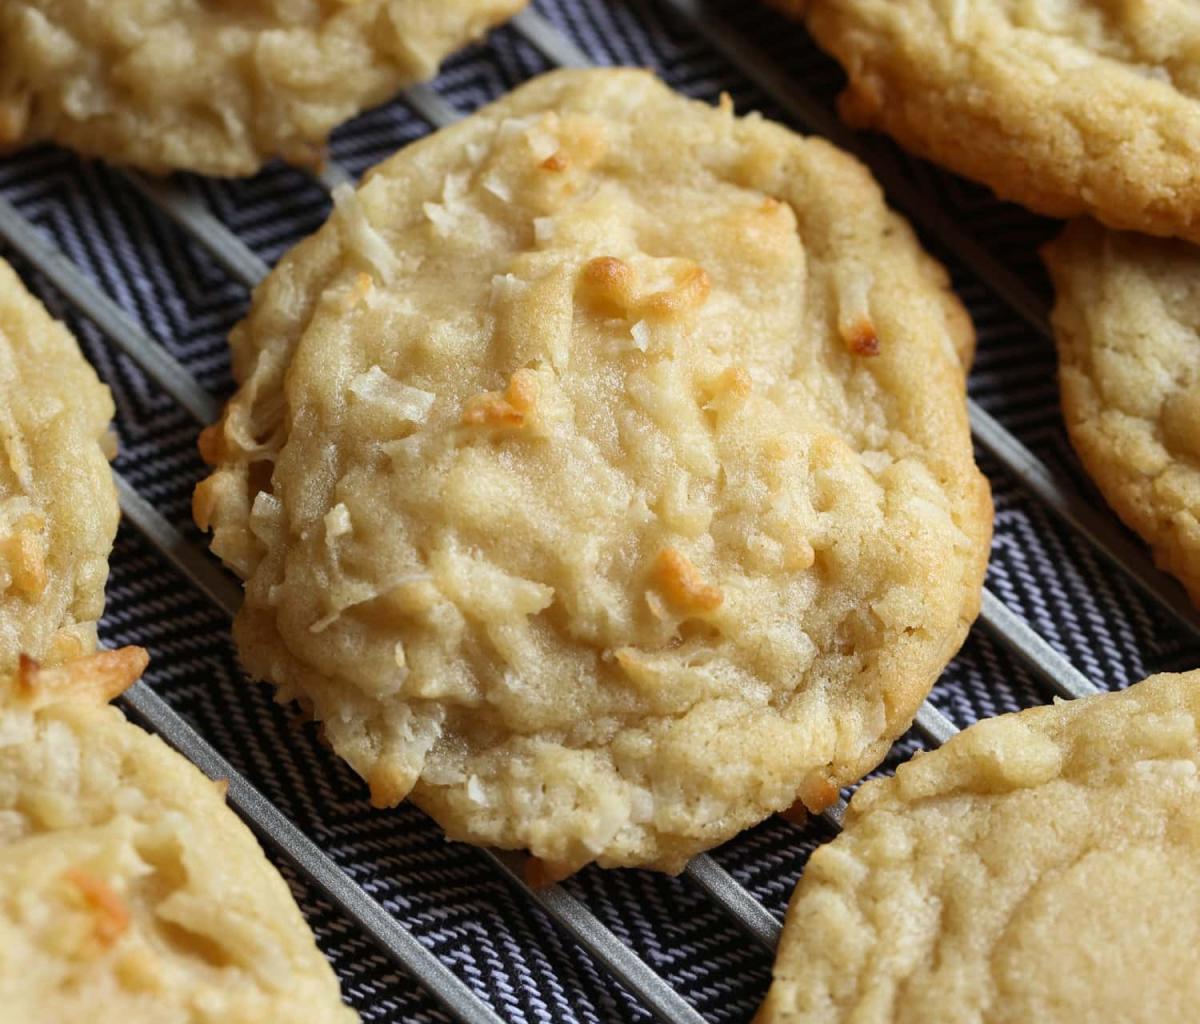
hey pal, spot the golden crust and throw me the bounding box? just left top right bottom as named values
left=196, top=68, right=991, bottom=874
left=0, top=259, right=118, bottom=671
left=759, top=672, right=1200, bottom=1023
left=1044, top=220, right=1200, bottom=606
left=11, top=648, right=148, bottom=709
left=802, top=0, right=1200, bottom=242
left=0, top=650, right=358, bottom=1023
left=0, top=0, right=527, bottom=176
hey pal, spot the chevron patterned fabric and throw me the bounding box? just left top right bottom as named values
left=0, top=2, right=1196, bottom=1021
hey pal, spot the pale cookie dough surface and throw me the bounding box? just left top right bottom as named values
left=0, top=0, right=527, bottom=176
left=1044, top=221, right=1200, bottom=606
left=195, top=68, right=991, bottom=875
left=0, top=258, right=117, bottom=670
left=758, top=671, right=1200, bottom=1024
left=800, top=0, right=1200, bottom=242
left=0, top=649, right=359, bottom=1024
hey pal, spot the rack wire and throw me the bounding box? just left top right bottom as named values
left=0, top=4, right=1189, bottom=1021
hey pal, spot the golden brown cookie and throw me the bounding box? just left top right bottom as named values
left=758, top=670, right=1200, bottom=1024
left=0, top=258, right=118, bottom=669
left=195, top=68, right=991, bottom=875
left=800, top=0, right=1200, bottom=241
left=0, top=0, right=527, bottom=176
left=1044, top=220, right=1200, bottom=605
left=0, top=648, right=359, bottom=1024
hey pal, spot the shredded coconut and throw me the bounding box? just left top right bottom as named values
left=349, top=366, right=435, bottom=424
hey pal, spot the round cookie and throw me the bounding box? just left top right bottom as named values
left=0, top=258, right=118, bottom=670
left=757, top=671, right=1200, bottom=1024
left=0, top=648, right=359, bottom=1024
left=194, top=68, right=992, bottom=875
left=1043, top=221, right=1200, bottom=606
left=0, top=0, right=527, bottom=176
left=800, top=0, right=1200, bottom=242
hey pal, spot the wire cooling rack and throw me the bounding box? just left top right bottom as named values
left=2, top=3, right=1198, bottom=1021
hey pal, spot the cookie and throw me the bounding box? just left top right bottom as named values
left=0, top=0, right=527, bottom=176
left=0, top=648, right=358, bottom=1023
left=800, top=0, right=1200, bottom=242
left=194, top=68, right=992, bottom=875
left=1043, top=221, right=1200, bottom=605
left=758, top=671, right=1200, bottom=1023
left=0, top=258, right=118, bottom=670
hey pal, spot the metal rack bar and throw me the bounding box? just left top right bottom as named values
left=511, top=8, right=595, bottom=67
left=404, top=82, right=465, bottom=128
left=487, top=850, right=707, bottom=1024
left=123, top=173, right=270, bottom=290
left=683, top=855, right=783, bottom=952
left=980, top=590, right=1098, bottom=699
left=0, top=195, right=220, bottom=424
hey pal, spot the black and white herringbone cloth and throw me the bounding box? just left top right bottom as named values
left=1, top=3, right=1196, bottom=1022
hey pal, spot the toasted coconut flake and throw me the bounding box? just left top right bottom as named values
left=641, top=264, right=711, bottom=321
left=652, top=548, right=723, bottom=614
left=14, top=647, right=148, bottom=708
left=196, top=423, right=224, bottom=465
left=798, top=775, right=841, bottom=814
left=579, top=256, right=636, bottom=317
left=2, top=526, right=47, bottom=597
left=836, top=269, right=880, bottom=356
left=340, top=271, right=374, bottom=311
left=63, top=868, right=130, bottom=946
left=461, top=369, right=540, bottom=430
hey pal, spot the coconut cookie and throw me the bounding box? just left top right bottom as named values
left=0, top=648, right=359, bottom=1024
left=758, top=671, right=1200, bottom=1024
left=0, top=0, right=527, bottom=177
left=194, top=68, right=991, bottom=875
left=0, top=258, right=118, bottom=670
left=1044, top=221, right=1200, bottom=606
left=800, top=0, right=1200, bottom=242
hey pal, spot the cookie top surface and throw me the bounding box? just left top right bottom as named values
left=1043, top=220, right=1200, bottom=605
left=802, top=0, right=1200, bottom=241
left=0, top=0, right=526, bottom=176
left=758, top=671, right=1200, bottom=1024
left=0, top=649, right=358, bottom=1024
left=195, top=67, right=991, bottom=874
left=0, top=258, right=118, bottom=670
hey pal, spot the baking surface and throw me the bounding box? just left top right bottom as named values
left=0, top=2, right=1195, bottom=1021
